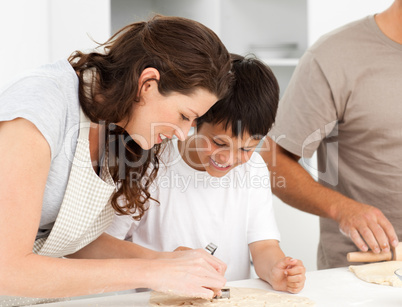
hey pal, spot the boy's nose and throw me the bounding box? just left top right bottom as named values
left=216, top=152, right=235, bottom=166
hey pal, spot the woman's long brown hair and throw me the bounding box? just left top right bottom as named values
left=69, top=15, right=232, bottom=220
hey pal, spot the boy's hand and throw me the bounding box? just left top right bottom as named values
left=270, top=257, right=306, bottom=293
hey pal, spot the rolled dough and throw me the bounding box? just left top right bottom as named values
left=150, top=287, right=315, bottom=306
left=349, top=260, right=402, bottom=287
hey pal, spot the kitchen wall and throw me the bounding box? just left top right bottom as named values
left=0, top=0, right=110, bottom=87
left=0, top=0, right=394, bottom=271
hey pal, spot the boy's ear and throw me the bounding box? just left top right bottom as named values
left=137, top=67, right=160, bottom=95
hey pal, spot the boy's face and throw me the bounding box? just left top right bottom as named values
left=187, top=122, right=261, bottom=177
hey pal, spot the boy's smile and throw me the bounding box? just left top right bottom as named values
left=179, top=122, right=261, bottom=177
left=210, top=157, right=232, bottom=170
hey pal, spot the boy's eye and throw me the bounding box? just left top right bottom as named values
left=241, top=148, right=252, bottom=152
left=212, top=139, right=225, bottom=147
left=181, top=114, right=190, bottom=121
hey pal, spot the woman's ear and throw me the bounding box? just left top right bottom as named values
left=138, top=67, right=160, bottom=95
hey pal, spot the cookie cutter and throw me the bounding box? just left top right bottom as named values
left=204, top=243, right=229, bottom=299
left=214, top=288, right=230, bottom=299
left=204, top=242, right=218, bottom=255
left=394, top=268, right=402, bottom=281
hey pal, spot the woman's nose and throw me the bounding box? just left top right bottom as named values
left=175, top=122, right=193, bottom=141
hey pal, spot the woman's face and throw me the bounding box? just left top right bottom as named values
left=119, top=79, right=217, bottom=150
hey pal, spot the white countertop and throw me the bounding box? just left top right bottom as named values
left=38, top=267, right=402, bottom=306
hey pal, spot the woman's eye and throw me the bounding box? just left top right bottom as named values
left=212, top=140, right=225, bottom=147
left=181, top=114, right=190, bottom=121
left=241, top=148, right=252, bottom=152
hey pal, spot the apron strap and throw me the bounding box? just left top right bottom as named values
left=78, top=107, right=91, bottom=140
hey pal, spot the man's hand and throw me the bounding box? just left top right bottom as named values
left=261, top=138, right=399, bottom=256
left=336, top=201, right=398, bottom=253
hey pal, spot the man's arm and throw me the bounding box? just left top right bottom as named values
left=260, top=137, right=398, bottom=254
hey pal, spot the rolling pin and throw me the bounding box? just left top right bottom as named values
left=347, top=243, right=402, bottom=262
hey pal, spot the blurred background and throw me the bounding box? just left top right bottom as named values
left=0, top=0, right=393, bottom=271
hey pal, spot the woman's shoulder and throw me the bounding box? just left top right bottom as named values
left=1, top=59, right=78, bottom=112
left=0, top=59, right=80, bottom=159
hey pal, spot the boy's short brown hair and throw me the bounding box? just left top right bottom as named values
left=197, top=53, right=279, bottom=139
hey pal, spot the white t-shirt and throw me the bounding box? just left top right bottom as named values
left=107, top=139, right=280, bottom=281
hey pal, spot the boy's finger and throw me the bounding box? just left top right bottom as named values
left=276, top=257, right=296, bottom=269
left=286, top=272, right=305, bottom=283
left=284, top=262, right=305, bottom=275
left=287, top=284, right=303, bottom=294
left=285, top=265, right=305, bottom=275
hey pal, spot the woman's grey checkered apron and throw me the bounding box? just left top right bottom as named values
left=0, top=109, right=116, bottom=306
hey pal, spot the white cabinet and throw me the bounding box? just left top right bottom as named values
left=110, top=0, right=393, bottom=97
left=110, top=0, right=308, bottom=95
left=111, top=0, right=308, bottom=59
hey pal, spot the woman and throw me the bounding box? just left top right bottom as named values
left=0, top=15, right=232, bottom=305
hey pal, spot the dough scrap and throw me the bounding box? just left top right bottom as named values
left=150, top=287, right=315, bottom=306
left=349, top=260, right=402, bottom=287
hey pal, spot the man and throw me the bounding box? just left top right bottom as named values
left=261, top=0, right=402, bottom=269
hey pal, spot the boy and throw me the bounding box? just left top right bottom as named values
left=106, top=54, right=306, bottom=293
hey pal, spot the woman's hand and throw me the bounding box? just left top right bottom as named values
left=161, top=247, right=227, bottom=276
left=269, top=257, right=306, bottom=293
left=147, top=252, right=227, bottom=299
left=174, top=246, right=193, bottom=252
